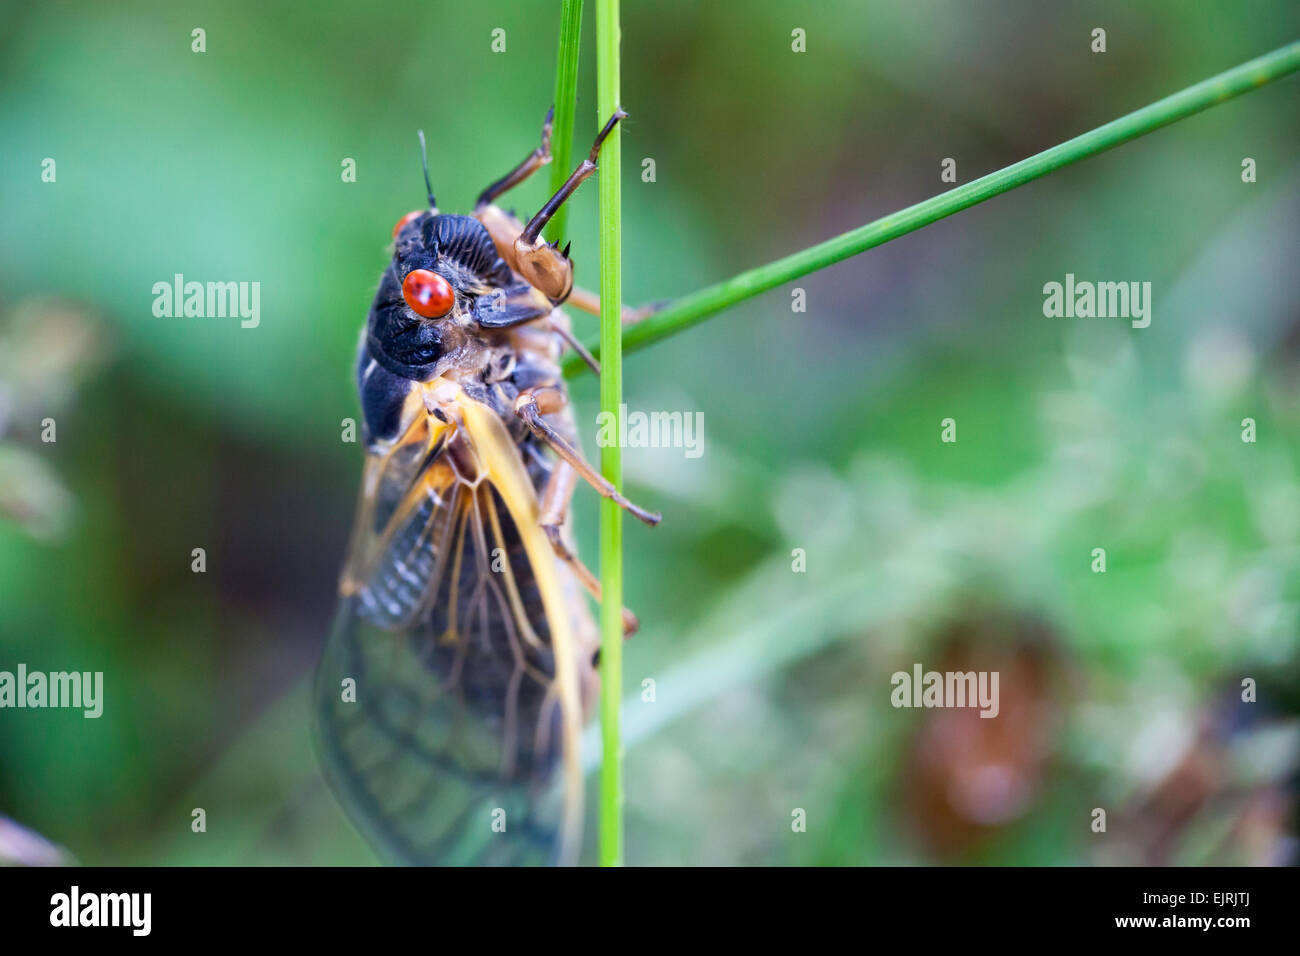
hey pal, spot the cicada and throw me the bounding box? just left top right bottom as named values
left=314, top=109, right=659, bottom=866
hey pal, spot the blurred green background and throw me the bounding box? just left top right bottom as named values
left=1, top=0, right=1298, bottom=865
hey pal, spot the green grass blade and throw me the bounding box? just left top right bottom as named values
left=595, top=0, right=624, bottom=867
left=564, top=40, right=1300, bottom=376
left=546, top=0, right=584, bottom=247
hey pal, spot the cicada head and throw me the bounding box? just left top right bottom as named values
left=366, top=128, right=520, bottom=381
left=367, top=210, right=518, bottom=380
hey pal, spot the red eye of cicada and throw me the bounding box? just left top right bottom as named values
left=392, top=209, right=423, bottom=239
left=402, top=269, right=455, bottom=318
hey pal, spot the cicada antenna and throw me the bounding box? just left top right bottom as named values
left=417, top=129, right=436, bottom=210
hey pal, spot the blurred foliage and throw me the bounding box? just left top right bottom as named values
left=0, top=0, right=1298, bottom=865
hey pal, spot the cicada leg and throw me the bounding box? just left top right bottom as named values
left=474, top=107, right=554, bottom=212
left=538, top=459, right=639, bottom=636
left=473, top=109, right=654, bottom=325
left=514, top=385, right=662, bottom=528
left=473, top=112, right=628, bottom=305
left=562, top=285, right=660, bottom=327
left=545, top=317, right=601, bottom=375
left=519, top=110, right=625, bottom=245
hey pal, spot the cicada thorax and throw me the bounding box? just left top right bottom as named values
left=318, top=206, right=596, bottom=865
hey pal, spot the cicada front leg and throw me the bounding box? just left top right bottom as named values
left=514, top=384, right=661, bottom=528
left=510, top=110, right=626, bottom=301
left=476, top=112, right=648, bottom=314
left=538, top=459, right=639, bottom=636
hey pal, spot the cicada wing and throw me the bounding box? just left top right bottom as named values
left=314, top=594, right=566, bottom=866
left=315, top=390, right=592, bottom=866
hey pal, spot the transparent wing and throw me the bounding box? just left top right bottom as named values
left=315, top=397, right=588, bottom=866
